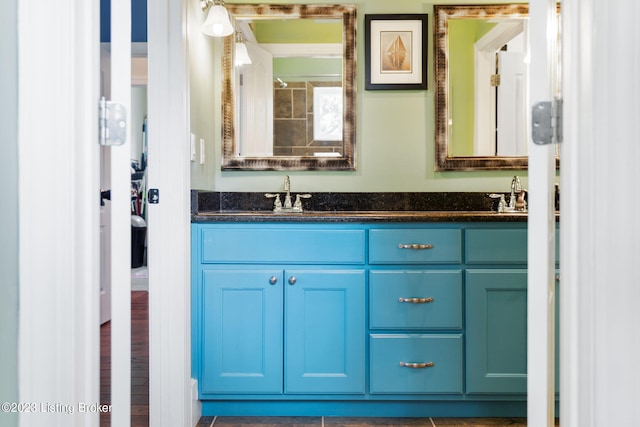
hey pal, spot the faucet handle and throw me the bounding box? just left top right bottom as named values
left=294, top=194, right=312, bottom=210
left=515, top=190, right=527, bottom=211
left=488, top=193, right=507, bottom=213
left=265, top=193, right=282, bottom=210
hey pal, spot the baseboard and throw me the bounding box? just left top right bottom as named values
left=191, top=378, right=202, bottom=427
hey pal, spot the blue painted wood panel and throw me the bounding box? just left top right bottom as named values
left=369, top=270, right=462, bottom=329
left=465, top=229, right=528, bottom=264
left=465, top=269, right=528, bottom=394
left=201, top=269, right=283, bottom=394
left=465, top=227, right=560, bottom=264
left=200, top=227, right=365, bottom=264
left=369, top=229, right=462, bottom=264
left=285, top=270, right=366, bottom=394
left=370, top=334, right=463, bottom=394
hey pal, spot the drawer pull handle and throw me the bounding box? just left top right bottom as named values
left=269, top=276, right=278, bottom=285
left=288, top=276, right=297, bottom=285
left=398, top=243, right=433, bottom=250
left=399, top=362, right=434, bottom=369
left=398, top=297, right=434, bottom=304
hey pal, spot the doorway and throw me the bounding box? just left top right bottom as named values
left=99, top=40, right=150, bottom=425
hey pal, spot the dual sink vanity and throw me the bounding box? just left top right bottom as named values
left=191, top=190, right=559, bottom=417
left=193, top=0, right=561, bottom=416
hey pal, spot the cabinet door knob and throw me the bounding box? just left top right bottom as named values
left=398, top=297, right=434, bottom=304
left=399, top=361, right=435, bottom=369
left=288, top=276, right=297, bottom=285
left=269, top=276, right=278, bottom=285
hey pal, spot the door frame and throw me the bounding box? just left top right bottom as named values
left=560, top=0, right=640, bottom=425
left=17, top=0, right=101, bottom=424
left=147, top=0, right=195, bottom=424
left=527, top=0, right=559, bottom=426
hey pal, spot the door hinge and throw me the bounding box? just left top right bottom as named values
left=99, top=96, right=127, bottom=146
left=490, top=74, right=501, bottom=87
left=532, top=98, right=563, bottom=145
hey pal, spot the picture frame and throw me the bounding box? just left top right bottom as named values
left=365, top=14, right=428, bottom=90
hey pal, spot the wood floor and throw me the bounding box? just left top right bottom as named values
left=100, top=291, right=149, bottom=427
left=100, top=291, right=558, bottom=427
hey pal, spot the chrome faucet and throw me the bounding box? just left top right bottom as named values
left=265, top=175, right=311, bottom=213
left=509, top=176, right=527, bottom=211
left=509, top=176, right=522, bottom=209
left=488, top=176, right=527, bottom=212
left=283, top=175, right=292, bottom=209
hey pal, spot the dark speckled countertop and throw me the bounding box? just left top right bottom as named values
left=190, top=191, right=552, bottom=223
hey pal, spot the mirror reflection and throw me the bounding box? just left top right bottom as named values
left=435, top=4, right=532, bottom=170
left=222, top=4, right=357, bottom=171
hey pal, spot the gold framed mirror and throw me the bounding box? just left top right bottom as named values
left=221, top=4, right=357, bottom=171
left=434, top=4, right=559, bottom=171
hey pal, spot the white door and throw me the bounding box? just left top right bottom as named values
left=497, top=50, right=528, bottom=156
left=237, top=42, right=274, bottom=156
left=17, top=0, right=132, bottom=424
left=146, top=0, right=193, bottom=423
left=527, top=1, right=560, bottom=426
left=104, top=0, right=133, bottom=425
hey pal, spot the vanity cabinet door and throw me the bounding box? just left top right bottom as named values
left=466, top=268, right=560, bottom=395
left=201, top=269, right=283, bottom=394
left=465, top=269, right=528, bottom=394
left=284, top=270, right=366, bottom=394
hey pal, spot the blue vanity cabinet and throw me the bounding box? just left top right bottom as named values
left=192, top=220, right=551, bottom=416
left=368, top=228, right=464, bottom=395
left=464, top=226, right=560, bottom=395
left=465, top=227, right=530, bottom=394
left=193, top=224, right=366, bottom=397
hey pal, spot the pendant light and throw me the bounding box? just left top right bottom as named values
left=201, top=0, right=233, bottom=37
left=235, top=32, right=252, bottom=66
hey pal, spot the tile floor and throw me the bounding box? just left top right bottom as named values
left=196, top=417, right=559, bottom=427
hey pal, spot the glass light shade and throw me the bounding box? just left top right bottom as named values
left=235, top=42, right=252, bottom=66
left=201, top=5, right=233, bottom=37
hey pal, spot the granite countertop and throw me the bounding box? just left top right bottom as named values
left=191, top=191, right=553, bottom=223
left=192, top=209, right=530, bottom=223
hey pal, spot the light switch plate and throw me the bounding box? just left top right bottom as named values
left=190, top=133, right=196, bottom=162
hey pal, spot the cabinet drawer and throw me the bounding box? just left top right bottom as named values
left=369, top=229, right=462, bottom=264
left=465, top=229, right=527, bottom=264
left=369, top=334, right=463, bottom=394
left=369, top=270, right=462, bottom=329
left=200, top=227, right=365, bottom=264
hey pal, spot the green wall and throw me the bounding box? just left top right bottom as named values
left=253, top=19, right=342, bottom=43
left=189, top=0, right=526, bottom=193
left=0, top=0, right=19, bottom=425
left=273, top=57, right=341, bottom=82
